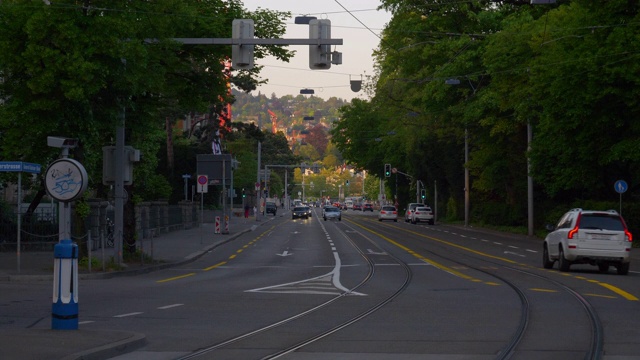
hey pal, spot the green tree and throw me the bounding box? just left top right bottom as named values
left=0, top=0, right=292, bottom=206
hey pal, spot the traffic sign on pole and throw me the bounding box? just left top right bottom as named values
left=614, top=180, right=628, bottom=194
left=615, top=180, right=628, bottom=216
left=197, top=175, right=208, bottom=193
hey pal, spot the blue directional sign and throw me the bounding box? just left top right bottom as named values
left=0, top=161, right=41, bottom=174
left=614, top=180, right=628, bottom=194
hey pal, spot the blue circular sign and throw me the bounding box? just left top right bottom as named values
left=614, top=180, right=628, bottom=194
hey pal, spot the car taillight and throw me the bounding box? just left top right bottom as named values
left=620, top=217, right=633, bottom=242
left=568, top=225, right=579, bottom=239
left=415, top=211, right=420, bottom=214
left=568, top=213, right=581, bottom=239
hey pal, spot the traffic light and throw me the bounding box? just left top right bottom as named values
left=421, top=189, right=426, bottom=200
left=232, top=19, right=254, bottom=69
left=309, top=19, right=331, bottom=69
left=384, top=164, right=391, bottom=177
left=242, top=188, right=246, bottom=198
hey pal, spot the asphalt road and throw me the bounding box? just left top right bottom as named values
left=3, top=208, right=640, bottom=360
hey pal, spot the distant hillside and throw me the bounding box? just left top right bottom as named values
left=231, top=89, right=349, bottom=133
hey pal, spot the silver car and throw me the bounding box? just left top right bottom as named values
left=378, top=205, right=398, bottom=222
left=323, top=206, right=341, bottom=221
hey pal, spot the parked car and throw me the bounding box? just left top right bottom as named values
left=323, top=206, right=341, bottom=221
left=363, top=203, right=374, bottom=212
left=378, top=205, right=398, bottom=222
left=265, top=202, right=277, bottom=216
left=292, top=206, right=309, bottom=220
left=404, top=203, right=424, bottom=222
left=411, top=206, right=434, bottom=225
left=352, top=203, right=362, bottom=211
left=543, top=208, right=632, bottom=275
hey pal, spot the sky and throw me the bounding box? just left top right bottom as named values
left=240, top=0, right=392, bottom=101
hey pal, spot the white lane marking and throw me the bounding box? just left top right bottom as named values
left=367, top=249, right=388, bottom=255
left=526, top=249, right=537, bottom=253
left=504, top=251, right=526, bottom=258
left=277, top=250, right=293, bottom=257
left=509, top=246, right=519, bottom=249
left=247, top=220, right=365, bottom=296
left=158, top=304, right=184, bottom=310
left=494, top=242, right=503, bottom=245
left=79, top=321, right=94, bottom=325
left=113, top=312, right=143, bottom=318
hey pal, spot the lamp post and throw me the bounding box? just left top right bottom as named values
left=445, top=78, right=473, bottom=227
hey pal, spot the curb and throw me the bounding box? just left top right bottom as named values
left=61, top=332, right=147, bottom=360
left=0, top=226, right=256, bottom=282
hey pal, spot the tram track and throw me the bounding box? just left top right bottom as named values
left=348, top=215, right=603, bottom=360
left=176, top=212, right=413, bottom=360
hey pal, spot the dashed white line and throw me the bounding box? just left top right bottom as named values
left=158, top=304, right=184, bottom=310
left=113, top=312, right=143, bottom=318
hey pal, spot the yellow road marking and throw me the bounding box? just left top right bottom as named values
left=597, top=282, right=639, bottom=301
left=353, top=219, right=639, bottom=300
left=204, top=261, right=227, bottom=271
left=530, top=288, right=558, bottom=293
left=157, top=272, right=196, bottom=283
left=347, top=219, right=492, bottom=284
left=584, top=293, right=617, bottom=299
left=156, top=225, right=277, bottom=283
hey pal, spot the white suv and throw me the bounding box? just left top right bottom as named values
left=543, top=208, right=632, bottom=275
left=404, top=203, right=424, bottom=222
left=411, top=206, right=434, bottom=225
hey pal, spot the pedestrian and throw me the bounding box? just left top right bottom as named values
left=244, top=205, right=250, bottom=218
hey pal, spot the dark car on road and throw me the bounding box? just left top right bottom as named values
left=292, top=206, right=309, bottom=219
left=363, top=203, right=374, bottom=212
left=266, top=202, right=277, bottom=216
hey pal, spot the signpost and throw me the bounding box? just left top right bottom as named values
left=0, top=161, right=41, bottom=273
left=197, top=175, right=209, bottom=193
left=614, top=180, right=628, bottom=215
left=45, top=157, right=88, bottom=330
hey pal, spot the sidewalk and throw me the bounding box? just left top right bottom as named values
left=0, top=213, right=274, bottom=360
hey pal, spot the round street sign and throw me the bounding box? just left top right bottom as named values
left=614, top=180, right=628, bottom=194
left=392, top=168, right=397, bottom=174
left=45, top=158, right=88, bottom=202
left=197, top=175, right=208, bottom=185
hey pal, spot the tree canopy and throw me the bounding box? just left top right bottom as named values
left=332, top=0, right=640, bottom=228
left=0, top=0, right=292, bottom=201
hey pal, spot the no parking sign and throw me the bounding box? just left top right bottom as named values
left=197, top=175, right=208, bottom=193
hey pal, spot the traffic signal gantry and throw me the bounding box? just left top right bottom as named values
left=153, top=18, right=343, bottom=70
left=233, top=19, right=341, bottom=70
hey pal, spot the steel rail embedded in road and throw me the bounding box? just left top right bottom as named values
left=176, top=209, right=413, bottom=360
left=348, top=215, right=604, bottom=360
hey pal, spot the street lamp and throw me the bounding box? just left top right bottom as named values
left=446, top=78, right=476, bottom=227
